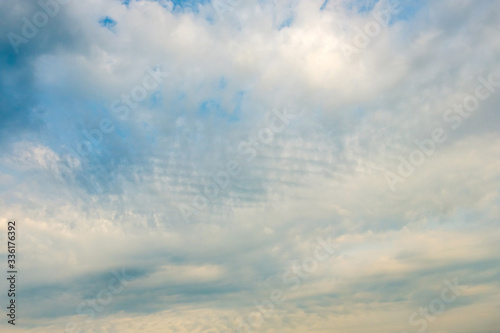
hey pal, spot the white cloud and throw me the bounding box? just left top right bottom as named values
left=0, top=0, right=499, bottom=332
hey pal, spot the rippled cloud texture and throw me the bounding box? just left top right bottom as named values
left=1, top=0, right=500, bottom=332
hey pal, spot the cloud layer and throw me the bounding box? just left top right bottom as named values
left=0, top=0, right=499, bottom=332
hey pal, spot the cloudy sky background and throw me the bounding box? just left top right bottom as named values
left=1, top=0, right=500, bottom=332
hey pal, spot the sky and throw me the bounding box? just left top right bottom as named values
left=0, top=0, right=500, bottom=332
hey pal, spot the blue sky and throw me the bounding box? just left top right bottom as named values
left=1, top=0, right=500, bottom=332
